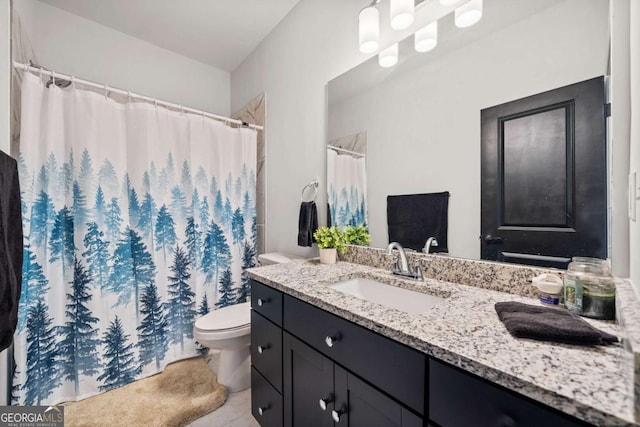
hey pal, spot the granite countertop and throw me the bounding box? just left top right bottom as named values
left=247, top=259, right=634, bottom=427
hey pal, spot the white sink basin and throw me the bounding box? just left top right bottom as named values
left=328, top=277, right=444, bottom=315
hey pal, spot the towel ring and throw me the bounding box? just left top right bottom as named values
left=301, top=179, right=319, bottom=202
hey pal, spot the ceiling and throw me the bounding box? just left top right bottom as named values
left=37, top=0, right=301, bottom=72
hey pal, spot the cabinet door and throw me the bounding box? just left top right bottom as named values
left=429, top=359, right=585, bottom=427
left=333, top=365, right=423, bottom=427
left=283, top=332, right=334, bottom=427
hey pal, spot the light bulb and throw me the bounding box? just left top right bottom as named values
left=359, top=6, right=380, bottom=53
left=390, top=0, right=414, bottom=30
left=415, top=21, right=438, bottom=53
left=455, top=0, right=483, bottom=28
left=378, top=43, right=398, bottom=68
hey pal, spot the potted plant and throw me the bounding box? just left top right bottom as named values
left=343, top=225, right=371, bottom=246
left=313, top=226, right=345, bottom=264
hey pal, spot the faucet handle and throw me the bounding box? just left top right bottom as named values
left=413, top=259, right=423, bottom=281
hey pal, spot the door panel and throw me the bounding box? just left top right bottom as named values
left=334, top=365, right=422, bottom=427
left=481, top=76, right=607, bottom=268
left=283, top=333, right=334, bottom=427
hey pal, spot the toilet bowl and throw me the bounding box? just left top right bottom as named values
left=194, top=252, right=302, bottom=392
left=194, top=302, right=251, bottom=392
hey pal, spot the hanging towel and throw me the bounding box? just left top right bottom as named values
left=494, top=302, right=618, bottom=346
left=387, top=192, right=449, bottom=252
left=298, top=201, right=318, bottom=247
left=0, top=150, right=23, bottom=352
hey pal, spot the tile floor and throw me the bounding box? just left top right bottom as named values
left=188, top=351, right=259, bottom=427
left=187, top=388, right=258, bottom=427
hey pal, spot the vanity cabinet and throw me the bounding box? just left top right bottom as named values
left=250, top=279, right=593, bottom=427
left=429, top=360, right=586, bottom=427
left=283, top=332, right=422, bottom=427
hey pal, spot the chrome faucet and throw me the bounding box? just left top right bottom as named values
left=423, top=237, right=439, bottom=254
left=386, top=242, right=422, bottom=280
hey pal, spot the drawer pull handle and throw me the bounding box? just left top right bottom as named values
left=319, top=394, right=333, bottom=411
left=257, top=298, right=269, bottom=307
left=325, top=335, right=339, bottom=348
left=258, top=404, right=270, bottom=416
left=332, top=408, right=346, bottom=423
left=257, top=344, right=270, bottom=354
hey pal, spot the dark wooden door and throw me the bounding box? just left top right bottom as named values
left=481, top=76, right=607, bottom=269
left=333, top=365, right=422, bottom=427
left=283, top=333, right=334, bottom=427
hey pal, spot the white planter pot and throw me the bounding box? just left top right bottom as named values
left=319, top=248, right=337, bottom=264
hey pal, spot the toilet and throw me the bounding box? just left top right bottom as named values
left=193, top=252, right=302, bottom=392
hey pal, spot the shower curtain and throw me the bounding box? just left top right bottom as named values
left=327, top=149, right=367, bottom=227
left=12, top=72, right=257, bottom=405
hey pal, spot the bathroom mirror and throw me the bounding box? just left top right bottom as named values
left=326, top=132, right=367, bottom=227
left=327, top=0, right=611, bottom=262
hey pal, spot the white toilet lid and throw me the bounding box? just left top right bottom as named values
left=194, top=302, right=250, bottom=332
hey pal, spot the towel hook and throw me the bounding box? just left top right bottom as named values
left=301, top=179, right=319, bottom=202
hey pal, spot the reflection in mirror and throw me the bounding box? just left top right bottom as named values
left=327, top=132, right=367, bottom=227
left=327, top=0, right=611, bottom=263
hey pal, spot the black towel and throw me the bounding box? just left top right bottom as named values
left=495, top=302, right=618, bottom=346
left=0, top=151, right=23, bottom=352
left=298, top=201, right=318, bottom=247
left=387, top=192, right=449, bottom=252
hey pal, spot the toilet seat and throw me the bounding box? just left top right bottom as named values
left=194, top=302, right=250, bottom=340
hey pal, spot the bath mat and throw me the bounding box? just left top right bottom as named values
left=63, top=356, right=227, bottom=427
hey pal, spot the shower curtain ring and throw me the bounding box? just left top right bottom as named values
left=70, top=76, right=75, bottom=89
left=154, top=98, right=158, bottom=108
left=51, top=71, right=56, bottom=86
left=127, top=90, right=132, bottom=102
left=104, top=84, right=109, bottom=100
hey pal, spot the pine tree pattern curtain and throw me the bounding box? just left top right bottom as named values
left=327, top=149, right=367, bottom=227
left=12, top=72, right=257, bottom=404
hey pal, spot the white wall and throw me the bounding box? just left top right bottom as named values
left=630, top=1, right=640, bottom=288
left=14, top=0, right=230, bottom=115
left=329, top=0, right=609, bottom=260
left=231, top=0, right=369, bottom=257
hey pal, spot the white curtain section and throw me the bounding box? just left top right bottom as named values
left=327, top=149, right=367, bottom=227
left=14, top=72, right=257, bottom=405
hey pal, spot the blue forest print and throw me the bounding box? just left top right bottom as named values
left=13, top=147, right=257, bottom=405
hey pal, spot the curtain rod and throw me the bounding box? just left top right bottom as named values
left=327, top=144, right=365, bottom=158
left=13, top=61, right=264, bottom=131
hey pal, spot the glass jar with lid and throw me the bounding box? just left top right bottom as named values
left=564, top=257, right=615, bottom=320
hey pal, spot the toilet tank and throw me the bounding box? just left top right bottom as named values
left=257, top=252, right=303, bottom=266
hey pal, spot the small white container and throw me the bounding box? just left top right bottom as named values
left=532, top=274, right=563, bottom=305
left=319, top=248, right=337, bottom=264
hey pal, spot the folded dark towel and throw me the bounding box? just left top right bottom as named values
left=298, top=201, right=318, bottom=247
left=495, top=302, right=618, bottom=346
left=387, top=192, right=449, bottom=252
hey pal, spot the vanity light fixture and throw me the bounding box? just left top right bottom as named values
left=359, top=4, right=380, bottom=53
left=414, top=21, right=438, bottom=53
left=455, top=0, right=483, bottom=28
left=378, top=43, right=399, bottom=68
left=390, top=0, right=414, bottom=30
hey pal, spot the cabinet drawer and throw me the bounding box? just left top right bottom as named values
left=251, top=310, right=283, bottom=393
left=252, top=367, right=283, bottom=427
left=251, top=280, right=283, bottom=326
left=429, top=359, right=587, bottom=427
left=284, top=295, right=425, bottom=415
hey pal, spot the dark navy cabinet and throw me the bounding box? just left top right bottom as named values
left=250, top=279, right=592, bottom=427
